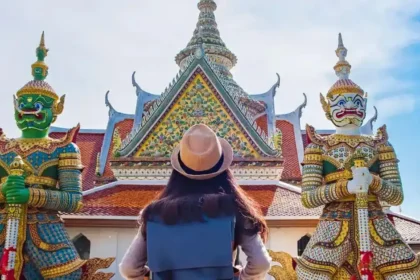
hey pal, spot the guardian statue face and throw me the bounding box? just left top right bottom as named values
left=14, top=94, right=55, bottom=133
left=329, top=93, right=367, bottom=127
left=13, top=32, right=65, bottom=138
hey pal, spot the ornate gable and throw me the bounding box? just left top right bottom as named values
left=135, top=73, right=259, bottom=158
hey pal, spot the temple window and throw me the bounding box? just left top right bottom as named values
left=297, top=234, right=311, bottom=256
left=72, top=233, right=91, bottom=260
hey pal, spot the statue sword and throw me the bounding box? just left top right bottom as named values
left=350, top=154, right=374, bottom=280
left=1, top=156, right=29, bottom=280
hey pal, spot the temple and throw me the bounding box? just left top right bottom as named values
left=48, top=1, right=420, bottom=278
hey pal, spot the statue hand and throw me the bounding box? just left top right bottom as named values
left=347, top=167, right=371, bottom=194
left=1, top=175, right=25, bottom=197
left=352, top=166, right=373, bottom=186
left=5, top=188, right=29, bottom=204
left=2, top=175, right=28, bottom=204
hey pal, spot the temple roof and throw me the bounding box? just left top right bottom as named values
left=175, top=0, right=237, bottom=70
left=63, top=180, right=420, bottom=245
left=118, top=57, right=278, bottom=158
left=65, top=182, right=316, bottom=217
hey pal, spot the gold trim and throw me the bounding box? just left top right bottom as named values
left=38, top=159, right=59, bottom=174
left=378, top=145, right=393, bottom=153
left=370, top=175, right=382, bottom=193
left=369, top=220, right=384, bottom=246
left=327, top=87, right=364, bottom=99
left=379, top=151, right=396, bottom=161
left=333, top=221, right=349, bottom=246
left=28, top=188, right=47, bottom=208
left=58, top=158, right=83, bottom=170
left=325, top=170, right=353, bottom=183
left=0, top=160, right=10, bottom=175
left=28, top=224, right=69, bottom=251
left=378, top=258, right=420, bottom=276
left=81, top=257, right=115, bottom=280
left=59, top=153, right=81, bottom=160
left=16, top=88, right=58, bottom=101
left=337, top=194, right=378, bottom=202
left=1, top=176, right=57, bottom=188
left=267, top=250, right=297, bottom=280
left=322, top=155, right=342, bottom=169
left=40, top=258, right=86, bottom=278
left=297, top=257, right=337, bottom=275
left=304, top=154, right=322, bottom=162
left=26, top=176, right=57, bottom=187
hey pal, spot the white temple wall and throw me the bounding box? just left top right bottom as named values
left=67, top=226, right=316, bottom=280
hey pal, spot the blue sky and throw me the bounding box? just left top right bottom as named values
left=1, top=1, right=420, bottom=217
left=385, top=42, right=420, bottom=217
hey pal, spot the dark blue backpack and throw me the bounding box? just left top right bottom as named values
left=146, top=215, right=239, bottom=280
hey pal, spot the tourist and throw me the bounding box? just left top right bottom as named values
left=119, top=124, right=271, bottom=279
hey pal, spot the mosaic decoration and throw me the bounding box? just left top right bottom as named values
left=135, top=74, right=259, bottom=158
left=111, top=127, right=122, bottom=157
left=0, top=33, right=114, bottom=279
left=296, top=34, right=420, bottom=279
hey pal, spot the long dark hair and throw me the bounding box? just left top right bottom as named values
left=139, top=169, right=268, bottom=244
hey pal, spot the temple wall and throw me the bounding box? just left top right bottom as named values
left=67, top=226, right=316, bottom=280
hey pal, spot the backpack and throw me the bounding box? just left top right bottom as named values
left=146, top=215, right=239, bottom=280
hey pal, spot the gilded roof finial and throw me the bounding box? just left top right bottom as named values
left=333, top=33, right=351, bottom=80
left=31, top=31, right=49, bottom=81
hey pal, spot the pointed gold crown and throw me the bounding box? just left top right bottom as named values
left=326, top=33, right=364, bottom=99
left=16, top=32, right=59, bottom=101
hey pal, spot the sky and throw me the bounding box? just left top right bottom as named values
left=1, top=1, right=420, bottom=217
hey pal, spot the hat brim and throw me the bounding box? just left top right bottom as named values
left=170, top=137, right=233, bottom=180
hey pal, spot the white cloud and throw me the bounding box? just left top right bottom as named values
left=0, top=0, right=419, bottom=137
left=375, top=94, right=416, bottom=119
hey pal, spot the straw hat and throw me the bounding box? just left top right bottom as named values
left=171, top=124, right=233, bottom=180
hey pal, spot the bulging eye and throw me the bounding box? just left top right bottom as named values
left=354, top=100, right=362, bottom=107
left=338, top=100, right=346, bottom=106
left=19, top=103, right=25, bottom=109
left=34, top=102, right=43, bottom=111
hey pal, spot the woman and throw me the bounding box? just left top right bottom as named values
left=119, top=124, right=271, bottom=279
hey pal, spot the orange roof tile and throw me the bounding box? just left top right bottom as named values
left=255, top=114, right=268, bottom=135
left=50, top=132, right=104, bottom=190
left=276, top=120, right=301, bottom=181
left=78, top=185, right=277, bottom=216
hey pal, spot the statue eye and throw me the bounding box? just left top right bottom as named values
left=354, top=100, right=362, bottom=107
left=338, top=100, right=346, bottom=106
left=19, top=103, right=25, bottom=109
left=34, top=102, right=43, bottom=111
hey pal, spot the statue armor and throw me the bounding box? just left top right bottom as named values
left=295, top=34, right=420, bottom=279
left=0, top=33, right=114, bottom=280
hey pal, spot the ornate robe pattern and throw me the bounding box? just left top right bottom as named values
left=0, top=127, right=85, bottom=279
left=296, top=125, right=420, bottom=280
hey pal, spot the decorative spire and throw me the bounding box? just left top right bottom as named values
left=175, top=0, right=237, bottom=70
left=333, top=33, right=351, bottom=80
left=326, top=33, right=364, bottom=99
left=31, top=31, right=49, bottom=81
left=17, top=31, right=59, bottom=101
